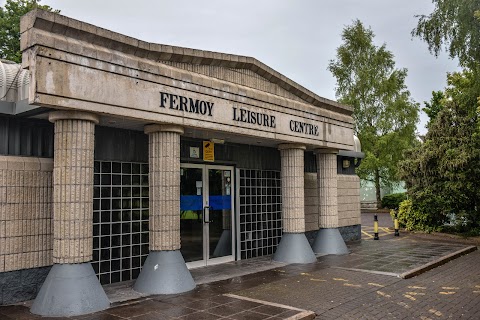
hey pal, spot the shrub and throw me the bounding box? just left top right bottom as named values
left=395, top=199, right=441, bottom=232
left=381, top=193, right=407, bottom=209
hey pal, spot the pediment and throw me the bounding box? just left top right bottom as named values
left=20, top=9, right=351, bottom=115
left=160, top=61, right=307, bottom=103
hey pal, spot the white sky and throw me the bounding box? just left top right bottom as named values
left=4, top=0, right=460, bottom=134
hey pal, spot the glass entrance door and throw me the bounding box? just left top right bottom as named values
left=180, top=164, right=234, bottom=268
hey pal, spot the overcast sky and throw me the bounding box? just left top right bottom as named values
left=5, top=0, right=460, bottom=134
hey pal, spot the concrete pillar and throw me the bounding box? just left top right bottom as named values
left=134, top=124, right=195, bottom=294
left=31, top=111, right=109, bottom=317
left=273, top=144, right=316, bottom=263
left=312, top=150, right=349, bottom=255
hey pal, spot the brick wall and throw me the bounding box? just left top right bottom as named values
left=0, top=156, right=53, bottom=273
left=337, top=174, right=361, bottom=227
left=304, top=173, right=361, bottom=231
left=304, top=173, right=318, bottom=232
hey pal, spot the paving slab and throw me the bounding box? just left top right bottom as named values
left=333, top=237, right=477, bottom=278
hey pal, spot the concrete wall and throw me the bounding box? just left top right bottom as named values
left=162, top=62, right=307, bottom=104
left=0, top=156, right=53, bottom=273
left=304, top=173, right=361, bottom=232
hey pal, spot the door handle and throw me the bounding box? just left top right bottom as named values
left=203, top=206, right=213, bottom=223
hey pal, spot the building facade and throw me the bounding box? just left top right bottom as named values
left=0, top=9, right=363, bottom=316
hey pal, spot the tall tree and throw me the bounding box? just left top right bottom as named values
left=0, top=0, right=59, bottom=63
left=399, top=70, right=480, bottom=228
left=412, top=0, right=480, bottom=68
left=423, top=90, right=445, bottom=129
left=329, top=20, right=419, bottom=208
left=405, top=0, right=480, bottom=231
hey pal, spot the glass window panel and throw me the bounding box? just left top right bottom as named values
left=132, top=222, right=140, bottom=233
left=131, top=210, right=140, bottom=221
left=111, top=272, right=120, bottom=283
left=111, top=223, right=121, bottom=234
left=122, top=163, right=131, bottom=174
left=122, top=187, right=131, bottom=197
left=122, top=234, right=131, bottom=246
left=132, top=163, right=140, bottom=174
left=121, top=270, right=130, bottom=282
left=112, top=175, right=121, bottom=185
left=111, top=236, right=121, bottom=248
left=132, top=268, right=140, bottom=279
left=132, top=233, right=140, bottom=244
left=112, top=162, right=121, bottom=173
left=92, top=262, right=99, bottom=274
left=101, top=249, right=110, bottom=260
left=112, top=187, right=121, bottom=197
left=111, top=260, right=120, bottom=272
left=94, top=187, right=100, bottom=198
left=132, top=257, right=140, bottom=268
left=122, top=175, right=131, bottom=185
left=100, top=274, right=110, bottom=284
left=132, top=187, right=140, bottom=197
left=132, top=175, right=140, bottom=186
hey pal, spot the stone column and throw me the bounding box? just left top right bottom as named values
left=31, top=111, right=109, bottom=317
left=273, top=144, right=316, bottom=263
left=312, top=150, right=348, bottom=255
left=134, top=124, right=195, bottom=294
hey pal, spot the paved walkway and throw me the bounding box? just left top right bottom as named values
left=0, top=234, right=478, bottom=319
left=236, top=246, right=480, bottom=319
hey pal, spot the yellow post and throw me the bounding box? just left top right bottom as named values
left=374, top=214, right=379, bottom=240
left=394, top=211, right=400, bottom=236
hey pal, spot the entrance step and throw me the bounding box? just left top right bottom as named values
left=104, top=255, right=287, bottom=304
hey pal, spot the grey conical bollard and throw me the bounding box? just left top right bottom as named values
left=312, top=228, right=349, bottom=255
left=31, top=263, right=110, bottom=317
left=133, top=250, right=196, bottom=294
left=273, top=233, right=317, bottom=264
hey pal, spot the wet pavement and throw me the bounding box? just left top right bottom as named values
left=1, top=224, right=478, bottom=319
left=338, top=238, right=475, bottom=278
left=235, top=246, right=480, bottom=319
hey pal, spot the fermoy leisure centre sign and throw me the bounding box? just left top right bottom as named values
left=156, top=90, right=344, bottom=146
left=160, top=90, right=321, bottom=136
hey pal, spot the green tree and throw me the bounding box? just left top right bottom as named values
left=407, top=0, right=480, bottom=232
left=328, top=20, right=419, bottom=208
left=399, top=70, right=480, bottom=229
left=423, top=90, right=444, bottom=128
left=412, top=0, right=480, bottom=68
left=0, top=0, right=59, bottom=62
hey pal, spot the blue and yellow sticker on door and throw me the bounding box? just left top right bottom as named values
left=203, top=141, right=214, bottom=162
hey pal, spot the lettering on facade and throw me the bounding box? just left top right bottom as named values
left=159, top=92, right=321, bottom=139
left=289, top=120, right=319, bottom=136
left=232, top=107, right=276, bottom=128
left=160, top=91, right=214, bottom=116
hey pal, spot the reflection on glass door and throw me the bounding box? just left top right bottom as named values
left=208, top=168, right=232, bottom=260
left=180, top=164, right=234, bottom=268
left=179, top=167, right=203, bottom=263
